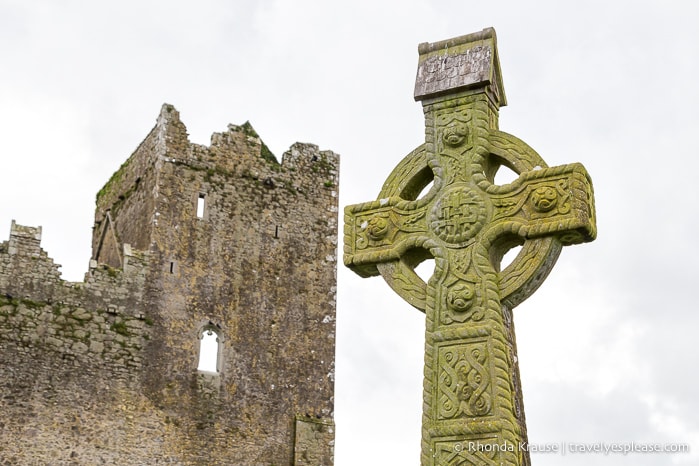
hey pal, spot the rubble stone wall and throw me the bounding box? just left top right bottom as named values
left=0, top=104, right=338, bottom=466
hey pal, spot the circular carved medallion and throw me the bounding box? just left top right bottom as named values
left=429, top=187, right=487, bottom=244
left=447, top=283, right=475, bottom=311
left=366, top=216, right=389, bottom=240
left=531, top=186, right=558, bottom=212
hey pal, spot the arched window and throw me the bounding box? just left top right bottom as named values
left=197, top=324, right=222, bottom=373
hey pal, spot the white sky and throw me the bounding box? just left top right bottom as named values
left=1, top=1, right=698, bottom=464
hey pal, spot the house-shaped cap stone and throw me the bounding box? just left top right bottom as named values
left=414, top=27, right=507, bottom=107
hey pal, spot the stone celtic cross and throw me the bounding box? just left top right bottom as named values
left=344, top=28, right=596, bottom=465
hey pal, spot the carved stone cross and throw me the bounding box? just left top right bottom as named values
left=344, top=28, right=596, bottom=465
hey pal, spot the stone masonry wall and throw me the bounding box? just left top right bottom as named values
left=137, top=107, right=338, bottom=464
left=0, top=222, right=158, bottom=464
left=91, top=110, right=166, bottom=268
left=0, top=105, right=338, bottom=465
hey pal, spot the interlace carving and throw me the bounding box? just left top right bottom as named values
left=344, top=28, right=596, bottom=466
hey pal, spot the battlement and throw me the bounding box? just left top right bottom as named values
left=0, top=106, right=338, bottom=465
left=0, top=221, right=150, bottom=312
left=1, top=221, right=63, bottom=301
left=9, top=219, right=42, bottom=241
left=96, top=104, right=338, bottom=199
left=92, top=104, right=339, bottom=269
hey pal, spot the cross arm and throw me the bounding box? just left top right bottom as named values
left=343, top=198, right=430, bottom=278
left=487, top=163, right=596, bottom=245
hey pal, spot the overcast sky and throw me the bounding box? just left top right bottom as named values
left=1, top=1, right=698, bottom=464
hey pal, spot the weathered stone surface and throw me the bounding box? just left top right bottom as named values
left=294, top=415, right=335, bottom=466
left=0, top=104, right=338, bottom=465
left=345, top=28, right=596, bottom=466
left=414, top=28, right=506, bottom=105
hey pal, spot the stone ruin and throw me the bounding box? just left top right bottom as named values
left=0, top=104, right=339, bottom=465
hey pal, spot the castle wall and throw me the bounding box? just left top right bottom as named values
left=138, top=109, right=338, bottom=464
left=90, top=107, right=175, bottom=267
left=0, top=222, right=160, bottom=463
left=0, top=105, right=338, bottom=465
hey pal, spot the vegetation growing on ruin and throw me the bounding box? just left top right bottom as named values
left=241, top=121, right=278, bottom=164
left=96, top=158, right=132, bottom=204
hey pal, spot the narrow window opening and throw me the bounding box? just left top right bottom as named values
left=198, top=328, right=219, bottom=372
left=169, top=262, right=175, bottom=274
left=196, top=193, right=206, bottom=218
left=274, top=225, right=279, bottom=239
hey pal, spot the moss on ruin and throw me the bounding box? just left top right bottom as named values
left=96, top=158, right=132, bottom=204
left=241, top=121, right=278, bottom=165
left=110, top=320, right=130, bottom=336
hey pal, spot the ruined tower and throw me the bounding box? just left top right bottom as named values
left=0, top=104, right=339, bottom=465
